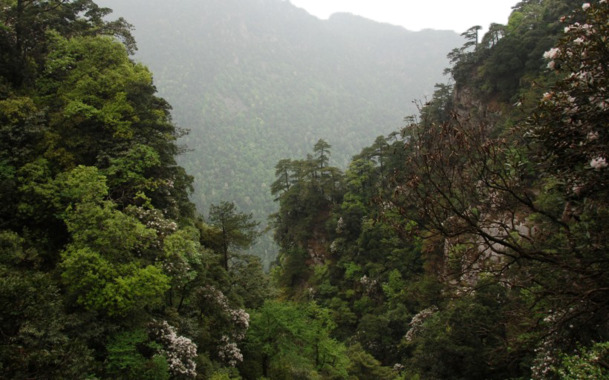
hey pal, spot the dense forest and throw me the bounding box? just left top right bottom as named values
left=96, top=0, right=463, bottom=267
left=1, top=0, right=609, bottom=379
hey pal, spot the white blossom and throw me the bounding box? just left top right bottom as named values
left=336, top=216, right=345, bottom=233
left=587, top=131, right=599, bottom=141
left=543, top=47, right=560, bottom=60
left=590, top=157, right=608, bottom=169
left=149, top=321, right=197, bottom=378
left=201, top=285, right=230, bottom=311
left=404, top=306, right=438, bottom=342
left=217, top=335, right=243, bottom=367
left=201, top=286, right=249, bottom=337
left=582, top=3, right=591, bottom=11
left=531, top=336, right=559, bottom=379
left=572, top=184, right=584, bottom=195
left=359, top=275, right=377, bottom=294
left=230, top=308, right=250, bottom=341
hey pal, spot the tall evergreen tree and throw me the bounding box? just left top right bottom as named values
left=209, top=201, right=259, bottom=270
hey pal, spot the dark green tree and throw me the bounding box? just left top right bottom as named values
left=209, top=201, right=259, bottom=270
left=242, top=300, right=349, bottom=379
left=270, top=158, right=293, bottom=199
left=462, top=25, right=482, bottom=49
left=0, top=0, right=135, bottom=87
left=313, top=138, right=331, bottom=170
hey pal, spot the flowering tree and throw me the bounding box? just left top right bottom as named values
left=524, top=2, right=609, bottom=376
left=393, top=2, right=609, bottom=378
left=197, top=285, right=250, bottom=367
left=149, top=321, right=198, bottom=378
left=533, top=1, right=609, bottom=190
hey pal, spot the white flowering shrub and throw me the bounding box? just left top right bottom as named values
left=217, top=335, right=244, bottom=367
left=526, top=5, right=609, bottom=377
left=404, top=306, right=438, bottom=342
left=534, top=0, right=609, bottom=191
left=229, top=308, right=250, bottom=341
left=198, top=286, right=250, bottom=366
left=530, top=336, right=561, bottom=379
left=128, top=206, right=178, bottom=235
left=149, top=321, right=197, bottom=379
left=200, top=286, right=250, bottom=335
left=358, top=275, right=378, bottom=294
left=200, top=285, right=230, bottom=311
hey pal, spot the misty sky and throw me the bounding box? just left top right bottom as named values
left=289, top=0, right=518, bottom=33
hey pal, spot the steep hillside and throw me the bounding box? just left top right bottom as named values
left=266, top=1, right=609, bottom=378
left=97, top=0, right=462, bottom=264
left=0, top=2, right=267, bottom=377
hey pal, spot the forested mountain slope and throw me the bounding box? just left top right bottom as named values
left=0, top=1, right=270, bottom=378
left=97, top=0, right=462, bottom=264
left=264, top=0, right=609, bottom=378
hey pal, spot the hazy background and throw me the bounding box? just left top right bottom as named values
left=289, top=0, right=516, bottom=33
left=97, top=0, right=501, bottom=267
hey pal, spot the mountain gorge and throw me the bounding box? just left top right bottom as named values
left=97, top=0, right=463, bottom=264
left=3, top=0, right=609, bottom=378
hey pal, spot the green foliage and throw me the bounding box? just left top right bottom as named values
left=0, top=230, right=98, bottom=378
left=243, top=300, right=349, bottom=379
left=99, top=0, right=462, bottom=267
left=104, top=144, right=163, bottom=203
left=209, top=201, right=260, bottom=270
left=0, top=1, right=205, bottom=377
left=105, top=329, right=170, bottom=380
left=269, top=142, right=347, bottom=296
left=0, top=0, right=135, bottom=87
left=314, top=139, right=332, bottom=169
left=446, top=0, right=573, bottom=102
left=61, top=246, right=169, bottom=316
left=56, top=165, right=110, bottom=204
left=228, top=253, right=270, bottom=309
left=16, top=158, right=57, bottom=220
left=556, top=342, right=609, bottom=379
left=36, top=30, right=193, bottom=219
left=271, top=158, right=294, bottom=199
left=63, top=200, right=156, bottom=261
left=162, top=226, right=201, bottom=289
left=345, top=343, right=395, bottom=380
left=404, top=285, right=517, bottom=379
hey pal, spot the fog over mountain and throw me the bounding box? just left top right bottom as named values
left=98, top=0, right=463, bottom=263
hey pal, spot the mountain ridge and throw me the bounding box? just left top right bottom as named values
left=97, top=0, right=463, bottom=264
